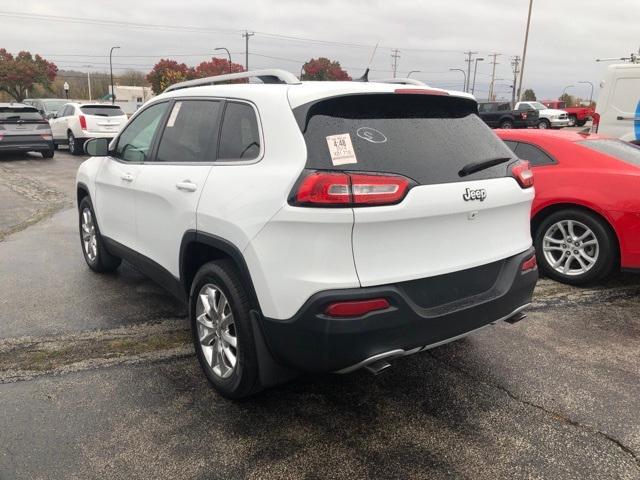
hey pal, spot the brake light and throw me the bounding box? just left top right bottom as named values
left=591, top=112, right=600, bottom=133
left=394, top=88, right=449, bottom=96
left=521, top=254, right=537, bottom=272
left=79, top=115, right=87, bottom=130
left=40, top=134, right=52, bottom=140
left=510, top=160, right=534, bottom=188
left=292, top=170, right=412, bottom=207
left=325, top=298, right=390, bottom=317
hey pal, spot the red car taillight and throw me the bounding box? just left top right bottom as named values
left=510, top=160, right=534, bottom=188
left=292, top=170, right=412, bottom=207
left=325, top=298, right=390, bottom=317
left=79, top=115, right=87, bottom=129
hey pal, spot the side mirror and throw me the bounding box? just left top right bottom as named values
left=84, top=138, right=109, bottom=156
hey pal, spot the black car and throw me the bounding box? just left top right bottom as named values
left=0, top=103, right=55, bottom=158
left=477, top=102, right=539, bottom=129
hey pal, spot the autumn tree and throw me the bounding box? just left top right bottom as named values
left=0, top=49, right=58, bottom=101
left=194, top=57, right=245, bottom=78
left=301, top=58, right=351, bottom=81
left=147, top=59, right=194, bottom=94
left=522, top=88, right=536, bottom=101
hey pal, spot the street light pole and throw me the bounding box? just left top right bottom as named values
left=517, top=0, right=534, bottom=102
left=449, top=68, right=467, bottom=91
left=471, top=57, right=484, bottom=95
left=577, top=80, right=594, bottom=106
left=109, top=46, right=120, bottom=104
left=81, top=65, right=92, bottom=101
left=407, top=70, right=421, bottom=78
left=215, top=47, right=232, bottom=72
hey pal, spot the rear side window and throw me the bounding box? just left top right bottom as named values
left=0, top=107, right=43, bottom=121
left=156, top=100, right=221, bottom=163
left=579, top=139, right=640, bottom=166
left=294, top=94, right=516, bottom=185
left=115, top=102, right=168, bottom=162
left=80, top=105, right=125, bottom=117
left=514, top=142, right=556, bottom=166
left=218, top=102, right=261, bottom=161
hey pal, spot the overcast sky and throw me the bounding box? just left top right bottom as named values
left=1, top=0, right=638, bottom=100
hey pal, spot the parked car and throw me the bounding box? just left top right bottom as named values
left=514, top=101, right=570, bottom=129
left=477, top=101, right=539, bottom=129
left=591, top=63, right=640, bottom=143
left=541, top=100, right=594, bottom=127
left=0, top=103, right=54, bottom=158
left=496, top=129, right=640, bottom=284
left=77, top=69, right=537, bottom=398
left=50, top=103, right=127, bottom=155
left=22, top=98, right=68, bottom=119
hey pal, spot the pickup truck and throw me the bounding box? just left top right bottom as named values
left=477, top=102, right=539, bottom=129
left=514, top=101, right=570, bottom=129
left=541, top=100, right=593, bottom=127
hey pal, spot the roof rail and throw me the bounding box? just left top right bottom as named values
left=164, top=69, right=301, bottom=92
left=372, top=78, right=427, bottom=86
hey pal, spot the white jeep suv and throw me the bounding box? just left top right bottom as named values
left=50, top=102, right=127, bottom=155
left=76, top=70, right=538, bottom=398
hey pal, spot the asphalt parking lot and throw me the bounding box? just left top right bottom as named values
left=1, top=147, right=639, bottom=479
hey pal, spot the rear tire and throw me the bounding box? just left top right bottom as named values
left=78, top=197, right=121, bottom=272
left=68, top=132, right=83, bottom=155
left=537, top=119, right=551, bottom=129
left=534, top=208, right=617, bottom=285
left=576, top=119, right=587, bottom=127
left=499, top=119, right=514, bottom=129
left=42, top=149, right=54, bottom=159
left=568, top=115, right=577, bottom=127
left=190, top=260, right=262, bottom=400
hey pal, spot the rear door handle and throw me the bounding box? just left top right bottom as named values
left=176, top=180, right=198, bottom=192
left=121, top=173, right=134, bottom=182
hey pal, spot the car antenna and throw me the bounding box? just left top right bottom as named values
left=355, top=42, right=379, bottom=82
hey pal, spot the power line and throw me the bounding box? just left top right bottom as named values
left=487, top=53, right=501, bottom=101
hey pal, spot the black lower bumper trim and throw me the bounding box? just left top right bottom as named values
left=260, top=248, right=538, bottom=373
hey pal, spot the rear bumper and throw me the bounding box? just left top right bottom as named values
left=81, top=131, right=116, bottom=139
left=0, top=139, right=53, bottom=152
left=260, top=248, right=538, bottom=373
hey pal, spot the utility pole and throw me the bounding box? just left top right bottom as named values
left=391, top=49, right=401, bottom=78
left=517, top=0, right=534, bottom=102
left=510, top=55, right=521, bottom=107
left=487, top=53, right=501, bottom=101
left=471, top=57, right=484, bottom=95
left=242, top=30, right=254, bottom=71
left=464, top=51, right=478, bottom=92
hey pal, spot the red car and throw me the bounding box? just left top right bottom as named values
left=496, top=129, right=640, bottom=285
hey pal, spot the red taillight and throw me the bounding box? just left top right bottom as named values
left=79, top=115, right=87, bottom=130
left=510, top=160, right=534, bottom=188
left=521, top=254, right=537, bottom=272
left=293, top=170, right=412, bottom=207
left=325, top=298, right=390, bottom=317
left=591, top=112, right=600, bottom=133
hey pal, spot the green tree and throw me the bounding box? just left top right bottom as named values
left=301, top=58, right=351, bottom=81
left=559, top=93, right=575, bottom=107
left=522, top=88, right=536, bottom=101
left=0, top=49, right=58, bottom=101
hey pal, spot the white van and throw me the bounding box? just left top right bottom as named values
left=592, top=63, right=640, bottom=143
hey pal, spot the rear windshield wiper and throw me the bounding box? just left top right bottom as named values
left=459, top=156, right=512, bottom=177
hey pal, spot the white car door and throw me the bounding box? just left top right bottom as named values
left=93, top=101, right=170, bottom=251
left=51, top=104, right=71, bottom=141
left=134, top=99, right=222, bottom=278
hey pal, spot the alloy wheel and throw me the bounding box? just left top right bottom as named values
left=81, top=207, right=98, bottom=262
left=542, top=219, right=599, bottom=276
left=195, top=284, right=238, bottom=379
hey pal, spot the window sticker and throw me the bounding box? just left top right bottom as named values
left=326, top=133, right=357, bottom=166
left=166, top=102, right=182, bottom=128
left=356, top=126, right=387, bottom=144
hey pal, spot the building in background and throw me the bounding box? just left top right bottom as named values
left=108, top=85, right=154, bottom=114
